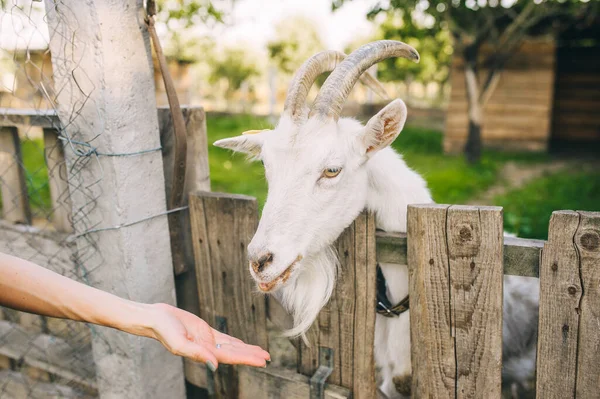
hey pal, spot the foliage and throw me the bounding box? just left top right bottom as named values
left=155, top=0, right=230, bottom=62
left=351, top=8, right=453, bottom=87
left=267, top=16, right=325, bottom=75
left=496, top=170, right=600, bottom=239
left=208, top=46, right=261, bottom=94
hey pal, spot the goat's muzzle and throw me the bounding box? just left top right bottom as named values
left=250, top=252, right=273, bottom=274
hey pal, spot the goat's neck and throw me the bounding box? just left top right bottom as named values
left=364, top=148, right=433, bottom=304
left=365, top=147, right=433, bottom=233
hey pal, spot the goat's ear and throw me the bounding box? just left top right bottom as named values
left=213, top=129, right=270, bottom=158
left=360, top=99, right=407, bottom=156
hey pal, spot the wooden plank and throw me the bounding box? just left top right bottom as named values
left=238, top=366, right=350, bottom=399
left=375, top=231, right=543, bottom=277
left=43, top=128, right=73, bottom=233
left=350, top=211, right=377, bottom=398
left=0, top=108, right=59, bottom=128
left=0, top=320, right=96, bottom=389
left=189, top=192, right=269, bottom=398
left=376, top=231, right=407, bottom=265
left=298, top=212, right=377, bottom=398
left=574, top=211, right=600, bottom=398
left=0, top=370, right=95, bottom=399
left=446, top=206, right=503, bottom=398
left=536, top=211, right=581, bottom=399
left=407, top=204, right=455, bottom=398
left=0, top=126, right=31, bottom=224
left=503, top=236, right=544, bottom=277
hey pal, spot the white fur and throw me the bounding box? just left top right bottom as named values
left=215, top=107, right=539, bottom=398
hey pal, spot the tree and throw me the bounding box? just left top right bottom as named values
left=155, top=0, right=230, bottom=62
left=353, top=10, right=453, bottom=102
left=335, top=0, right=598, bottom=163
left=267, top=16, right=325, bottom=75
left=208, top=46, right=260, bottom=96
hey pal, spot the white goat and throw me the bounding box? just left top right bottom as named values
left=215, top=41, right=539, bottom=398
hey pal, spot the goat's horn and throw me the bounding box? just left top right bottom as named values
left=309, top=41, right=419, bottom=121
left=284, top=50, right=389, bottom=123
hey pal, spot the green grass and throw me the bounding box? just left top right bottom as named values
left=1, top=139, right=51, bottom=216
left=495, top=170, right=600, bottom=239
left=207, top=114, right=272, bottom=205
left=21, top=140, right=51, bottom=210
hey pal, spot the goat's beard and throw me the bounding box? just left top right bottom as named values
left=272, top=246, right=339, bottom=342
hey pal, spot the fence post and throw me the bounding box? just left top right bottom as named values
left=537, top=210, right=600, bottom=399
left=407, top=204, right=503, bottom=398
left=189, top=192, right=269, bottom=398
left=0, top=126, right=31, bottom=224
left=45, top=1, right=185, bottom=397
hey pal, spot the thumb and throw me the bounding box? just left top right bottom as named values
left=176, top=340, right=219, bottom=372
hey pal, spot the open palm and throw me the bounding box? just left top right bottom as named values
left=148, top=303, right=270, bottom=370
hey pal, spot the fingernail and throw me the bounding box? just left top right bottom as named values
left=206, top=361, right=217, bottom=372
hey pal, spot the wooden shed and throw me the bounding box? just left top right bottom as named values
left=444, top=30, right=600, bottom=153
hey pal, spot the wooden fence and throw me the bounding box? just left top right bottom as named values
left=179, top=191, right=599, bottom=399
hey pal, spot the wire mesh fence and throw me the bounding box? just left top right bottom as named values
left=1, top=1, right=113, bottom=397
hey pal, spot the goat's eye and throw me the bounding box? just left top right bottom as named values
left=322, top=167, right=342, bottom=178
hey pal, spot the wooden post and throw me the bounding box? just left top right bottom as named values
left=43, top=128, right=72, bottom=233
left=189, top=192, right=269, bottom=398
left=159, top=106, right=211, bottom=386
left=298, top=211, right=378, bottom=399
left=45, top=1, right=185, bottom=397
left=158, top=105, right=210, bottom=276
left=0, top=126, right=31, bottom=224
left=407, top=204, right=503, bottom=398
left=537, top=210, right=600, bottom=399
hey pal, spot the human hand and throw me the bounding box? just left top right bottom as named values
left=145, top=303, right=270, bottom=371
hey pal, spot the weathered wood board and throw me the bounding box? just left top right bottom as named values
left=189, top=192, right=268, bottom=398
left=537, top=210, right=600, bottom=399
left=407, top=204, right=503, bottom=398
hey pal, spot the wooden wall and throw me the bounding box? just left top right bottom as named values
left=444, top=39, right=556, bottom=153
left=551, top=44, right=600, bottom=145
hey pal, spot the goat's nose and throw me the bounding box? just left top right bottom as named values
left=250, top=252, right=273, bottom=273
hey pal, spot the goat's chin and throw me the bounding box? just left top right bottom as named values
left=273, top=246, right=339, bottom=341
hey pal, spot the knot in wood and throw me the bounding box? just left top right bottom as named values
left=579, top=231, right=600, bottom=251
left=567, top=285, right=578, bottom=296
left=458, top=225, right=472, bottom=242
left=551, top=261, right=558, bottom=271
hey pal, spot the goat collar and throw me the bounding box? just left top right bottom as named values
left=376, top=264, right=409, bottom=317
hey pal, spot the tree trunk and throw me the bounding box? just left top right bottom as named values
left=464, top=63, right=483, bottom=163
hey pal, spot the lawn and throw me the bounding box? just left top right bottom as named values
left=495, top=170, right=600, bottom=239
left=11, top=113, right=598, bottom=240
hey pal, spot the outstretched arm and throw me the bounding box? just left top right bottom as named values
left=0, top=252, right=270, bottom=371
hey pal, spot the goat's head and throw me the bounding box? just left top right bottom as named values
left=215, top=41, right=419, bottom=335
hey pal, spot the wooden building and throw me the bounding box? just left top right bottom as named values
left=445, top=29, right=600, bottom=153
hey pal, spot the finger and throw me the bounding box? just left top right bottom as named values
left=175, top=340, right=219, bottom=371
left=214, top=346, right=269, bottom=367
